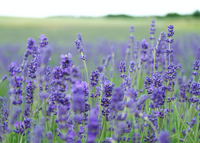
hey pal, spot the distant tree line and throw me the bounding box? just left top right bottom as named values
left=165, top=10, right=200, bottom=17
left=47, top=10, right=200, bottom=19
left=103, top=10, right=200, bottom=18
left=104, top=14, right=133, bottom=18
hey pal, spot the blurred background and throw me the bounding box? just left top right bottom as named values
left=0, top=0, right=200, bottom=95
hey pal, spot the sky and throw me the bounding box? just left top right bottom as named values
left=0, top=0, right=199, bottom=18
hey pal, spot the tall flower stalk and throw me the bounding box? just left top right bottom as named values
left=125, top=26, right=134, bottom=64
left=166, top=25, right=174, bottom=65
left=74, top=34, right=91, bottom=101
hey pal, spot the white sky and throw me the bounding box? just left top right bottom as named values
left=0, top=0, right=199, bottom=17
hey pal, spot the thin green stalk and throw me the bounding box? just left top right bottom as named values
left=52, top=114, right=56, bottom=140
left=44, top=99, right=49, bottom=131
left=173, top=101, right=193, bottom=143
left=99, top=83, right=103, bottom=118
left=153, top=49, right=156, bottom=74
left=183, top=128, right=195, bottom=143
left=195, top=114, right=199, bottom=143
left=124, top=48, right=129, bottom=65
left=131, top=63, right=140, bottom=88
left=104, top=118, right=107, bottom=138
left=137, top=112, right=158, bottom=137
left=98, top=117, right=106, bottom=143
left=19, top=135, right=23, bottom=143
left=81, top=52, right=91, bottom=102
left=153, top=41, right=159, bottom=73
left=110, top=52, right=115, bottom=83
left=168, top=37, right=171, bottom=65
left=31, top=94, right=51, bottom=117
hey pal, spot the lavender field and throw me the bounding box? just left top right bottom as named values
left=0, top=16, right=200, bottom=143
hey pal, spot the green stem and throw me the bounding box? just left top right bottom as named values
left=19, top=135, right=23, bottom=143
left=99, top=83, right=103, bottom=118
left=81, top=52, right=91, bottom=102
left=131, top=63, right=140, bottom=88
left=137, top=112, right=158, bottom=137
left=124, top=48, right=129, bottom=65
left=110, top=52, right=115, bottom=83
left=31, top=94, right=51, bottom=117
left=52, top=113, right=56, bottom=141
left=153, top=42, right=158, bottom=75
left=98, top=117, right=106, bottom=143
left=153, top=49, right=156, bottom=74
left=44, top=99, right=49, bottom=131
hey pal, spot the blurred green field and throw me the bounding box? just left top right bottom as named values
left=0, top=16, right=200, bottom=45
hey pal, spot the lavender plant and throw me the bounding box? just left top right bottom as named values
left=0, top=21, right=200, bottom=143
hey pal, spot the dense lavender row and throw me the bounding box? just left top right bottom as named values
left=0, top=21, right=200, bottom=143
left=0, top=32, right=200, bottom=76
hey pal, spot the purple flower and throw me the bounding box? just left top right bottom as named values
left=149, top=87, right=165, bottom=109
left=166, top=38, right=174, bottom=43
left=141, top=39, right=148, bottom=50
left=121, top=77, right=131, bottom=91
left=105, top=55, right=112, bottom=68
left=46, top=131, right=53, bottom=141
left=166, top=25, right=174, bottom=43
left=182, top=129, right=186, bottom=137
left=13, top=121, right=25, bottom=135
left=103, top=80, right=114, bottom=97
left=38, top=34, right=48, bottom=48
left=28, top=58, right=38, bottom=79
left=129, top=60, right=136, bottom=73
left=25, top=81, right=36, bottom=104
left=193, top=60, right=200, bottom=70
left=72, top=87, right=85, bottom=113
left=90, top=70, right=100, bottom=87
left=60, top=53, right=73, bottom=69
left=129, top=25, right=134, bottom=33
left=158, top=131, right=170, bottom=143
left=125, top=89, right=137, bottom=100
left=0, top=98, right=9, bottom=134
left=79, top=55, right=87, bottom=60
left=52, top=66, right=63, bottom=79
left=119, top=61, right=126, bottom=78
left=157, top=32, right=166, bottom=43
left=74, top=39, right=83, bottom=52
left=101, top=97, right=111, bottom=107
left=8, top=62, right=21, bottom=76
left=110, top=87, right=124, bottom=111
left=55, top=104, right=71, bottom=137
left=140, top=39, right=148, bottom=63
left=187, top=117, right=197, bottom=128
left=32, top=123, right=44, bottom=142
left=112, top=122, right=126, bottom=141
left=1, top=75, right=7, bottom=82
left=87, top=106, right=99, bottom=143
left=71, top=66, right=80, bottom=78
left=97, top=65, right=103, bottom=73
left=149, top=20, right=156, bottom=40
left=190, top=81, right=200, bottom=96
left=27, top=38, right=35, bottom=50
left=73, top=115, right=83, bottom=124
left=119, top=61, right=126, bottom=73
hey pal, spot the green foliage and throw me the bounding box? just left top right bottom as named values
left=104, top=14, right=134, bottom=18
left=165, top=13, right=182, bottom=17
left=192, top=10, right=200, bottom=17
